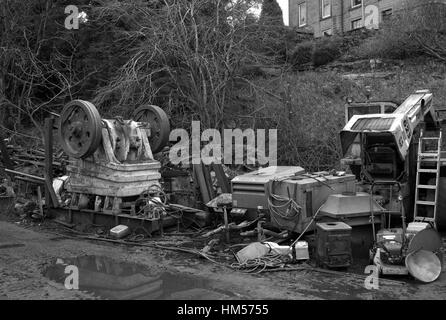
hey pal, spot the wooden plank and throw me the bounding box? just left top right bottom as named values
left=44, top=172, right=59, bottom=208
left=192, top=164, right=211, bottom=204
left=44, top=118, right=56, bottom=208
left=202, top=163, right=216, bottom=200
left=212, top=163, right=230, bottom=193
left=37, top=186, right=44, bottom=217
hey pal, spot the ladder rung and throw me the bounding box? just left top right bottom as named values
left=416, top=200, right=436, bottom=206
left=419, top=153, right=440, bottom=157
left=418, top=169, right=438, bottom=173
left=419, top=158, right=445, bottom=162
left=414, top=217, right=436, bottom=222
left=417, top=185, right=437, bottom=190
left=421, top=137, right=440, bottom=140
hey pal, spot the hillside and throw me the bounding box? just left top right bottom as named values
left=251, top=58, right=446, bottom=171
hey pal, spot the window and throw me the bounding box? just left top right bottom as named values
left=298, top=2, right=307, bottom=27
left=351, top=0, right=362, bottom=8
left=322, top=28, right=332, bottom=36
left=351, top=18, right=362, bottom=30
left=321, top=0, right=331, bottom=19
left=382, top=9, right=393, bottom=22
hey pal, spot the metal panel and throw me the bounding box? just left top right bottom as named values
left=351, top=117, right=395, bottom=131
left=268, top=174, right=356, bottom=233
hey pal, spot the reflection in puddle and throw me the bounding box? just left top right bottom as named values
left=43, top=255, right=234, bottom=300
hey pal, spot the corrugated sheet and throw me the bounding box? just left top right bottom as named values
left=351, top=117, right=394, bottom=131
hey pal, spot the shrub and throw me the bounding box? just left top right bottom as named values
left=350, top=3, right=446, bottom=61
left=289, top=41, right=313, bottom=66
left=288, top=35, right=344, bottom=67
left=350, top=22, right=421, bottom=60
left=312, top=36, right=343, bottom=66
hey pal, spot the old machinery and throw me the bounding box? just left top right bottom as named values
left=231, top=166, right=305, bottom=210
left=373, top=228, right=408, bottom=275
left=341, top=89, right=441, bottom=183
left=372, top=224, right=443, bottom=278
left=345, top=100, right=398, bottom=124
left=340, top=89, right=444, bottom=226
left=266, top=173, right=356, bottom=233
left=59, top=100, right=103, bottom=159
left=133, top=105, right=170, bottom=154
left=324, top=89, right=444, bottom=278
left=58, top=100, right=170, bottom=216
left=315, top=221, right=353, bottom=268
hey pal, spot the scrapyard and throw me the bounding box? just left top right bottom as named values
left=1, top=0, right=446, bottom=304
left=1, top=88, right=445, bottom=301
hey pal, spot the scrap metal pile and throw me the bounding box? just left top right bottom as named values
left=0, top=90, right=445, bottom=285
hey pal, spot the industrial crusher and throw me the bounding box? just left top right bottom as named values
left=53, top=99, right=172, bottom=232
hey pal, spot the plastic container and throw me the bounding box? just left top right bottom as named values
left=110, top=225, right=130, bottom=239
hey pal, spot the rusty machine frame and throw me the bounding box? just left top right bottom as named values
left=42, top=100, right=175, bottom=234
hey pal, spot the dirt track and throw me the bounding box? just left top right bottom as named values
left=0, top=219, right=445, bottom=300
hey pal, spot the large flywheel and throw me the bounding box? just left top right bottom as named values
left=59, top=100, right=103, bottom=159
left=132, top=105, right=170, bottom=154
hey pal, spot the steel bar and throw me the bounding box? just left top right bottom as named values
left=5, top=168, right=45, bottom=182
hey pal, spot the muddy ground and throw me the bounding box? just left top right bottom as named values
left=0, top=215, right=446, bottom=300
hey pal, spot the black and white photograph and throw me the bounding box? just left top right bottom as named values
left=0, top=0, right=445, bottom=306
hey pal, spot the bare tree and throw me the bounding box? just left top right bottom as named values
left=0, top=0, right=95, bottom=138
left=93, top=0, right=283, bottom=129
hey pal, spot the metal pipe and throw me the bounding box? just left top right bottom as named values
left=5, top=168, right=45, bottom=182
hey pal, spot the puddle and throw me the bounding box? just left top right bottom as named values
left=42, top=255, right=236, bottom=300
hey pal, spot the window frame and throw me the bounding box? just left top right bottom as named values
left=351, top=0, right=362, bottom=9
left=381, top=8, right=393, bottom=22
left=320, top=0, right=331, bottom=19
left=351, top=17, right=362, bottom=30
left=322, top=28, right=333, bottom=36
left=298, top=2, right=307, bottom=27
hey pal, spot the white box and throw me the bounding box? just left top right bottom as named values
left=407, top=222, right=429, bottom=234
left=110, top=225, right=130, bottom=239
left=292, top=241, right=309, bottom=260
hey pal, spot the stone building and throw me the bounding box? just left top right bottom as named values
left=288, top=0, right=444, bottom=37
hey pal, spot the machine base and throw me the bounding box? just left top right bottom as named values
left=48, top=207, right=177, bottom=236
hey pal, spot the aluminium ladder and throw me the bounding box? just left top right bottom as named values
left=413, top=129, right=442, bottom=228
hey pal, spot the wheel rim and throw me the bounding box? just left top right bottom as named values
left=59, top=100, right=102, bottom=158
left=132, top=105, right=170, bottom=154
